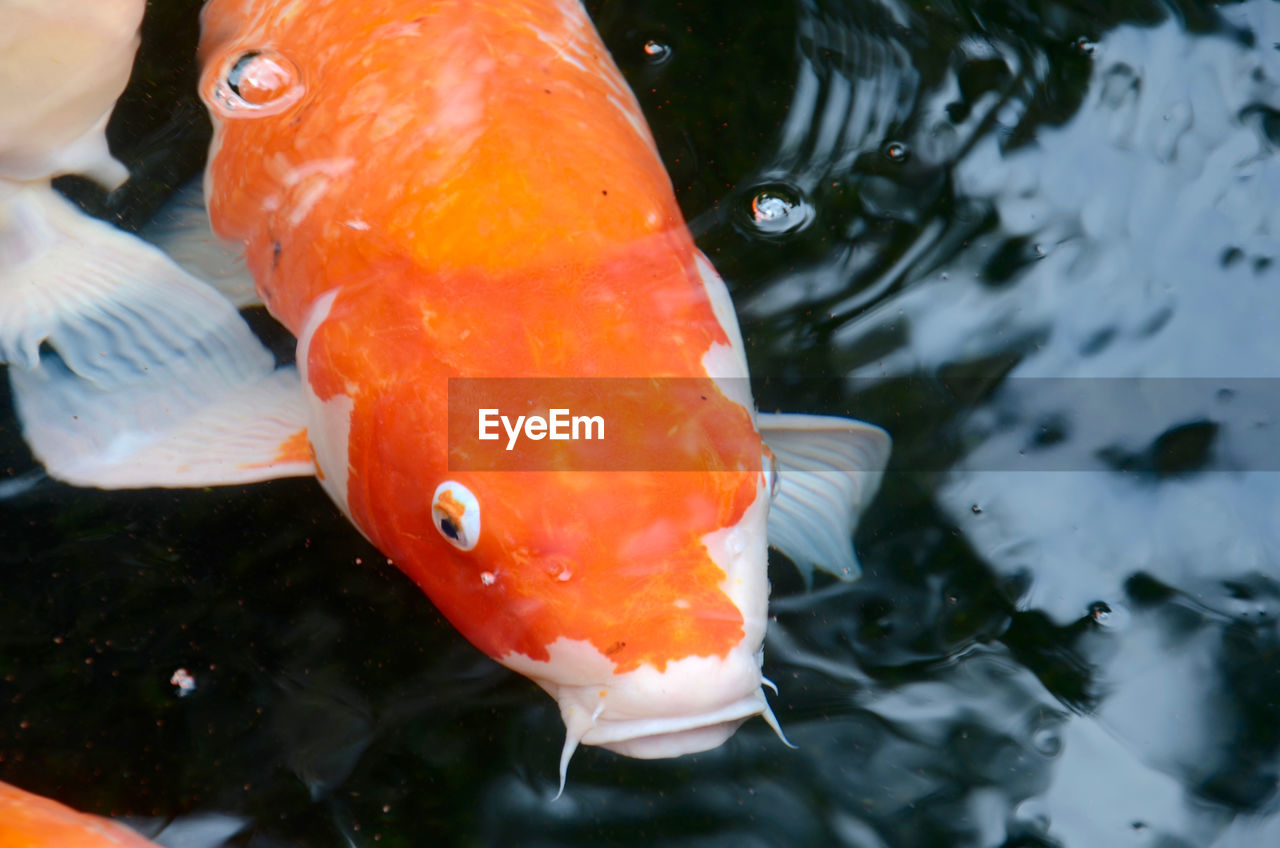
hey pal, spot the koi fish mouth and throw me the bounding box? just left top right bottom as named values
left=515, top=638, right=789, bottom=796
left=583, top=689, right=772, bottom=759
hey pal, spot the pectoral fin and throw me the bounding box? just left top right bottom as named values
left=759, top=413, right=892, bottom=583
left=141, top=179, right=262, bottom=308
left=1, top=184, right=312, bottom=488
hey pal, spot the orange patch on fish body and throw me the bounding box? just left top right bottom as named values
left=0, top=782, right=159, bottom=847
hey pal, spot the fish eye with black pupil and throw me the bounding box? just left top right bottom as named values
left=431, top=480, right=481, bottom=551
left=227, top=52, right=261, bottom=98
left=212, top=49, right=303, bottom=116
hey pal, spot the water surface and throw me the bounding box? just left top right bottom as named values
left=3, top=0, right=1280, bottom=845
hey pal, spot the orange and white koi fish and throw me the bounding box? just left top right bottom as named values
left=1, top=0, right=891, bottom=788
left=0, top=781, right=245, bottom=848
left=0, top=781, right=160, bottom=848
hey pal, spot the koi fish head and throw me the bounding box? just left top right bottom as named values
left=292, top=281, right=781, bottom=765
left=429, top=463, right=776, bottom=763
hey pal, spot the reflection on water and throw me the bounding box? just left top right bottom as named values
left=3, top=0, right=1280, bottom=845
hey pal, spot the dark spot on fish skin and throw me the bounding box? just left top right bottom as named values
left=604, top=641, right=626, bottom=656
left=601, top=189, right=608, bottom=196
left=544, top=88, right=551, bottom=94
left=272, top=241, right=282, bottom=270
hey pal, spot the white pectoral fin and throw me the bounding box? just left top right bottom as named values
left=12, top=365, right=313, bottom=488
left=759, top=413, right=892, bottom=583
left=141, top=179, right=262, bottom=308
left=1, top=183, right=312, bottom=488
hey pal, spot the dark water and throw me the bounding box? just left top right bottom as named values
left=4, top=0, right=1280, bottom=845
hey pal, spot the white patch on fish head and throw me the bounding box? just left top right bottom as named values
left=296, top=289, right=354, bottom=518
left=500, top=477, right=775, bottom=764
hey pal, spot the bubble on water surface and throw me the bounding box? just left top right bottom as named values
left=740, top=183, right=814, bottom=239
left=1073, top=36, right=1097, bottom=55
left=1089, top=601, right=1130, bottom=630
left=884, top=141, right=910, bottom=162
left=1031, top=725, right=1063, bottom=757
left=642, top=39, right=672, bottom=64
left=170, top=668, right=196, bottom=697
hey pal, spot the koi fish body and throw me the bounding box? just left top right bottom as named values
left=1, top=0, right=891, bottom=785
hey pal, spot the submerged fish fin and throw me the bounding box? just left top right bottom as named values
left=0, top=183, right=312, bottom=488
left=759, top=413, right=891, bottom=583
left=127, top=813, right=248, bottom=848
left=142, top=179, right=262, bottom=308
left=142, top=178, right=262, bottom=308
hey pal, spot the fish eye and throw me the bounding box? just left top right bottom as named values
left=209, top=50, right=303, bottom=117
left=431, top=481, right=480, bottom=551
left=762, top=449, right=781, bottom=500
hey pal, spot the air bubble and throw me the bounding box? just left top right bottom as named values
left=884, top=141, right=909, bottom=162
left=1089, top=600, right=1129, bottom=630
left=740, top=182, right=814, bottom=239
left=170, top=668, right=196, bottom=697
left=1031, top=726, right=1062, bottom=757
left=642, top=40, right=672, bottom=64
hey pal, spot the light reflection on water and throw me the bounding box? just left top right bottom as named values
left=2, top=0, right=1279, bottom=845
